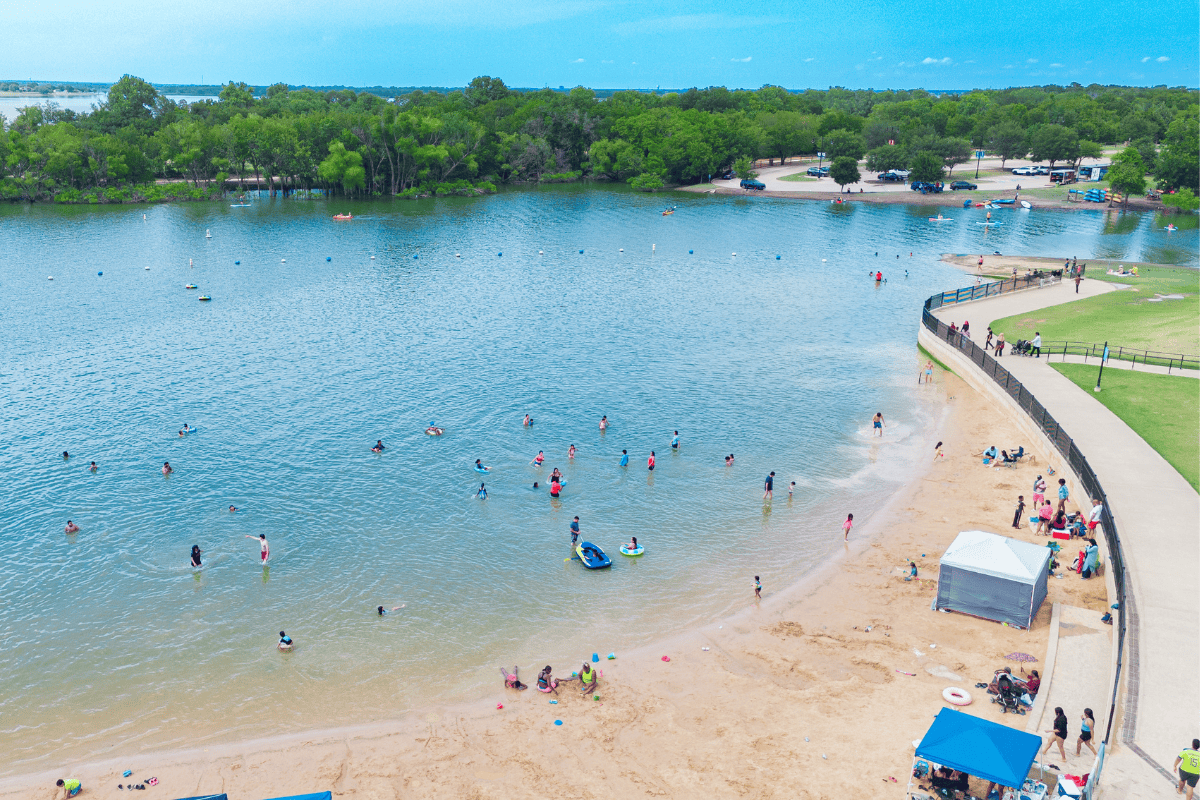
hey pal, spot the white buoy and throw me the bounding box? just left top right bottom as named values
left=822, top=258, right=827, bottom=262
left=281, top=258, right=286, bottom=263
left=370, top=256, right=375, bottom=260
left=455, top=253, right=461, bottom=258
left=144, top=266, right=150, bottom=270
left=732, top=252, right=736, bottom=256
left=619, top=248, right=624, bottom=252
left=48, top=276, right=54, bottom=280
left=539, top=250, right=544, bottom=255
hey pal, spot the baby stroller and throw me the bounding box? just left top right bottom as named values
left=1011, top=339, right=1033, bottom=356
left=987, top=671, right=1028, bottom=715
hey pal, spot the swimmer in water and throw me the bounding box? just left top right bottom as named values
left=619, top=450, right=628, bottom=467
left=182, top=423, right=191, bottom=433
left=532, top=481, right=539, bottom=489
left=179, top=429, right=187, bottom=437
left=162, top=461, right=173, bottom=475
left=550, top=477, right=561, bottom=498
left=372, top=439, right=385, bottom=453
left=599, top=415, right=607, bottom=431
left=62, top=451, right=69, bottom=460
left=477, top=482, right=487, bottom=499
left=246, top=533, right=269, bottom=564
left=789, top=481, right=795, bottom=497
left=522, top=414, right=531, bottom=427
left=648, top=451, right=655, bottom=471
left=190, top=545, right=202, bottom=568
left=474, top=459, right=490, bottom=471
left=725, top=455, right=732, bottom=466
left=377, top=605, right=405, bottom=615
left=229, top=505, right=237, bottom=512
left=625, top=535, right=639, bottom=551
left=671, top=430, right=679, bottom=449
left=277, top=631, right=293, bottom=651
left=872, top=412, right=884, bottom=437
left=89, top=461, right=97, bottom=472
left=550, top=467, right=562, bottom=481
left=65, top=520, right=80, bottom=533
left=570, top=516, right=580, bottom=544
left=531, top=450, right=545, bottom=466
left=568, top=444, right=576, bottom=459
left=728, top=454, right=735, bottom=465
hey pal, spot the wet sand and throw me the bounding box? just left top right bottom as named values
left=2, top=369, right=1112, bottom=800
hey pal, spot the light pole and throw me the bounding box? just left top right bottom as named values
left=1094, top=341, right=1109, bottom=392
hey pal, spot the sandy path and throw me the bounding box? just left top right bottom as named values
left=4, top=368, right=1111, bottom=800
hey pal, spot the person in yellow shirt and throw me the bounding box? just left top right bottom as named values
left=1176, top=739, right=1200, bottom=799
left=56, top=778, right=81, bottom=797
left=578, top=662, right=598, bottom=694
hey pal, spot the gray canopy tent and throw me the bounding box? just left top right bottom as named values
left=934, top=530, right=1051, bottom=629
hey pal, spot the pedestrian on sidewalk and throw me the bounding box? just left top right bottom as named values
left=985, top=327, right=994, bottom=350
left=1012, top=495, right=1026, bottom=529
left=996, top=333, right=1006, bottom=357
left=1042, top=707, right=1069, bottom=760
left=1076, top=709, right=1098, bottom=757
left=1075, top=273, right=1082, bottom=293
left=1032, top=332, right=1042, bottom=358
left=1175, top=739, right=1200, bottom=800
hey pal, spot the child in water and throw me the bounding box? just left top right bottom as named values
left=754, top=576, right=762, bottom=599
left=277, top=631, right=293, bottom=651
left=477, top=483, right=487, bottom=499
left=625, top=535, right=639, bottom=552
left=619, top=450, right=629, bottom=467
left=377, top=605, right=405, bottom=615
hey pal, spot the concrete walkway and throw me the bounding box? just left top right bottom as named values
left=1040, top=353, right=1198, bottom=378
left=933, top=278, right=1200, bottom=795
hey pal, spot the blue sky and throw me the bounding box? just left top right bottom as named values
left=3, top=0, right=1197, bottom=89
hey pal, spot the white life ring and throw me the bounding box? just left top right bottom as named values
left=943, top=687, right=972, bottom=706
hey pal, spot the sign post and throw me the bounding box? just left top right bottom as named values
left=1094, top=341, right=1109, bottom=392
left=817, top=151, right=826, bottom=175
left=975, top=150, right=985, bottom=179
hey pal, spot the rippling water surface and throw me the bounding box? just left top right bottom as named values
left=0, top=187, right=1191, bottom=771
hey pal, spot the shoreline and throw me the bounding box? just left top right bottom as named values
left=2, top=365, right=1114, bottom=799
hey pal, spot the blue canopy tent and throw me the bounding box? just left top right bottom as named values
left=173, top=796, right=227, bottom=800
left=261, top=794, right=331, bottom=800
left=915, top=708, right=1042, bottom=789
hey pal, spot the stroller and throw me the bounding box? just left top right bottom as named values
left=987, top=671, right=1028, bottom=715
left=1011, top=339, right=1034, bottom=356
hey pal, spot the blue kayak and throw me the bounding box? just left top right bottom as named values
left=575, top=541, right=612, bottom=569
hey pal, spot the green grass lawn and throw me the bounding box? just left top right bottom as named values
left=1051, top=364, right=1199, bottom=491
left=990, top=266, right=1200, bottom=356
left=779, top=172, right=817, bottom=182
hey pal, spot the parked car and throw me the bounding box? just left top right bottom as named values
left=877, top=171, right=906, bottom=182
left=806, top=166, right=830, bottom=177
left=717, top=170, right=735, bottom=180
left=1031, top=165, right=1049, bottom=175
left=910, top=181, right=944, bottom=193
left=740, top=178, right=766, bottom=190
left=949, top=180, right=977, bottom=190
left=1011, top=166, right=1036, bottom=175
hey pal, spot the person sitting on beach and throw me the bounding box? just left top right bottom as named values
left=277, top=631, right=293, bottom=651
left=578, top=662, right=598, bottom=694
left=501, top=666, right=527, bottom=690
left=64, top=520, right=80, bottom=534
left=1019, top=668, right=1041, bottom=705
left=190, top=545, right=202, bottom=567
left=55, top=778, right=82, bottom=797
left=904, top=561, right=918, bottom=581
left=372, top=440, right=385, bottom=453
left=537, top=666, right=559, bottom=694
left=1050, top=508, right=1068, bottom=534
left=996, top=449, right=1016, bottom=466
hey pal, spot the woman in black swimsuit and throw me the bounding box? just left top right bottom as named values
left=190, top=545, right=202, bottom=568
left=1042, top=706, right=1068, bottom=759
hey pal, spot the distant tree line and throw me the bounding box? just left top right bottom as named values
left=1, top=74, right=1196, bottom=203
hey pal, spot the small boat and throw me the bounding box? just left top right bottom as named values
left=991, top=198, right=1016, bottom=205
left=230, top=203, right=252, bottom=208
left=619, top=544, right=644, bottom=556
left=977, top=222, right=1003, bottom=226
left=198, top=295, right=211, bottom=301
left=205, top=229, right=212, bottom=238
left=929, top=216, right=953, bottom=222
left=974, top=202, right=987, bottom=208
left=1020, top=201, right=1032, bottom=209
left=185, top=284, right=197, bottom=289
left=333, top=214, right=353, bottom=220
left=1165, top=225, right=1178, bottom=231
left=575, top=541, right=612, bottom=569
left=425, top=426, right=444, bottom=436
left=662, top=209, right=674, bottom=216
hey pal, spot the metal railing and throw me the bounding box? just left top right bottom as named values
left=922, top=296, right=1128, bottom=748
left=926, top=271, right=1062, bottom=310
left=1045, top=341, right=1199, bottom=373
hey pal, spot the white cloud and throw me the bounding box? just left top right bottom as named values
left=804, top=57, right=815, bottom=62
left=1141, top=56, right=1152, bottom=62
left=1027, top=58, right=1038, bottom=63
left=897, top=61, right=913, bottom=68
left=732, top=56, right=751, bottom=62
left=921, top=56, right=952, bottom=65
left=570, top=58, right=584, bottom=63
left=1002, top=64, right=1014, bottom=69
left=1157, top=56, right=1170, bottom=62
left=1050, top=63, right=1063, bottom=68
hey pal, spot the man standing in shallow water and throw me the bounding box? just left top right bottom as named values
left=872, top=412, right=885, bottom=437
left=763, top=471, right=774, bottom=501
left=246, top=533, right=269, bottom=565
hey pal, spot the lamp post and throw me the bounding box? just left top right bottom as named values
left=1094, top=341, right=1109, bottom=392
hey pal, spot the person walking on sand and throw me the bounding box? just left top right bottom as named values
left=872, top=412, right=885, bottom=437
left=921, top=361, right=933, bottom=384
left=1175, top=739, right=1200, bottom=800
left=754, top=576, right=762, bottom=599
left=1076, top=708, right=1098, bottom=757
left=246, top=533, right=269, bottom=565
left=647, top=451, right=655, bottom=471
left=1012, top=495, right=1026, bottom=529
left=1042, top=707, right=1068, bottom=760
left=843, top=513, right=853, bottom=541
left=763, top=471, right=774, bottom=500
left=1057, top=478, right=1069, bottom=508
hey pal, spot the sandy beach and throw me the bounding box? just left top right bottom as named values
left=5, top=366, right=1112, bottom=800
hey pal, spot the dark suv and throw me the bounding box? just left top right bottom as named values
left=949, top=180, right=977, bottom=191
left=806, top=166, right=829, bottom=177
left=740, top=178, right=766, bottom=190
left=910, top=181, right=943, bottom=193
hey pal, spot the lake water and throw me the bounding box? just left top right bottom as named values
left=0, top=94, right=213, bottom=122
left=0, top=187, right=1192, bottom=772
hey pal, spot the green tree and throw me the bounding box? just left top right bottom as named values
left=317, top=141, right=365, bottom=196
left=829, top=156, right=860, bottom=192
left=1028, top=124, right=1079, bottom=171
left=986, top=122, right=1027, bottom=169
left=219, top=82, right=255, bottom=108
left=821, top=129, right=866, bottom=161
left=1161, top=187, right=1199, bottom=212
left=464, top=76, right=510, bottom=108
left=733, top=155, right=757, bottom=181
left=1154, top=108, right=1199, bottom=192
left=1106, top=146, right=1146, bottom=211
left=939, top=137, right=972, bottom=175
left=758, top=111, right=817, bottom=165
left=95, top=74, right=160, bottom=134
left=865, top=145, right=907, bottom=173
left=909, top=151, right=944, bottom=183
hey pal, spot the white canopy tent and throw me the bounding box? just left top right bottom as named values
left=935, top=530, right=1052, bottom=629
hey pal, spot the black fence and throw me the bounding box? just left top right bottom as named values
left=922, top=294, right=1127, bottom=745
left=1045, top=341, right=1199, bottom=373
left=926, top=271, right=1061, bottom=310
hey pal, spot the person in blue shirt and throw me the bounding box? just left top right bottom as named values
left=477, top=483, right=487, bottom=499
left=570, top=516, right=580, bottom=544
left=278, top=631, right=293, bottom=651
left=1057, top=478, right=1069, bottom=510
left=671, top=431, right=680, bottom=449
left=619, top=450, right=629, bottom=467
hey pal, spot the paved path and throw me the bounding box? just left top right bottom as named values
left=1040, top=353, right=1199, bottom=378
left=934, top=278, right=1200, bottom=795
